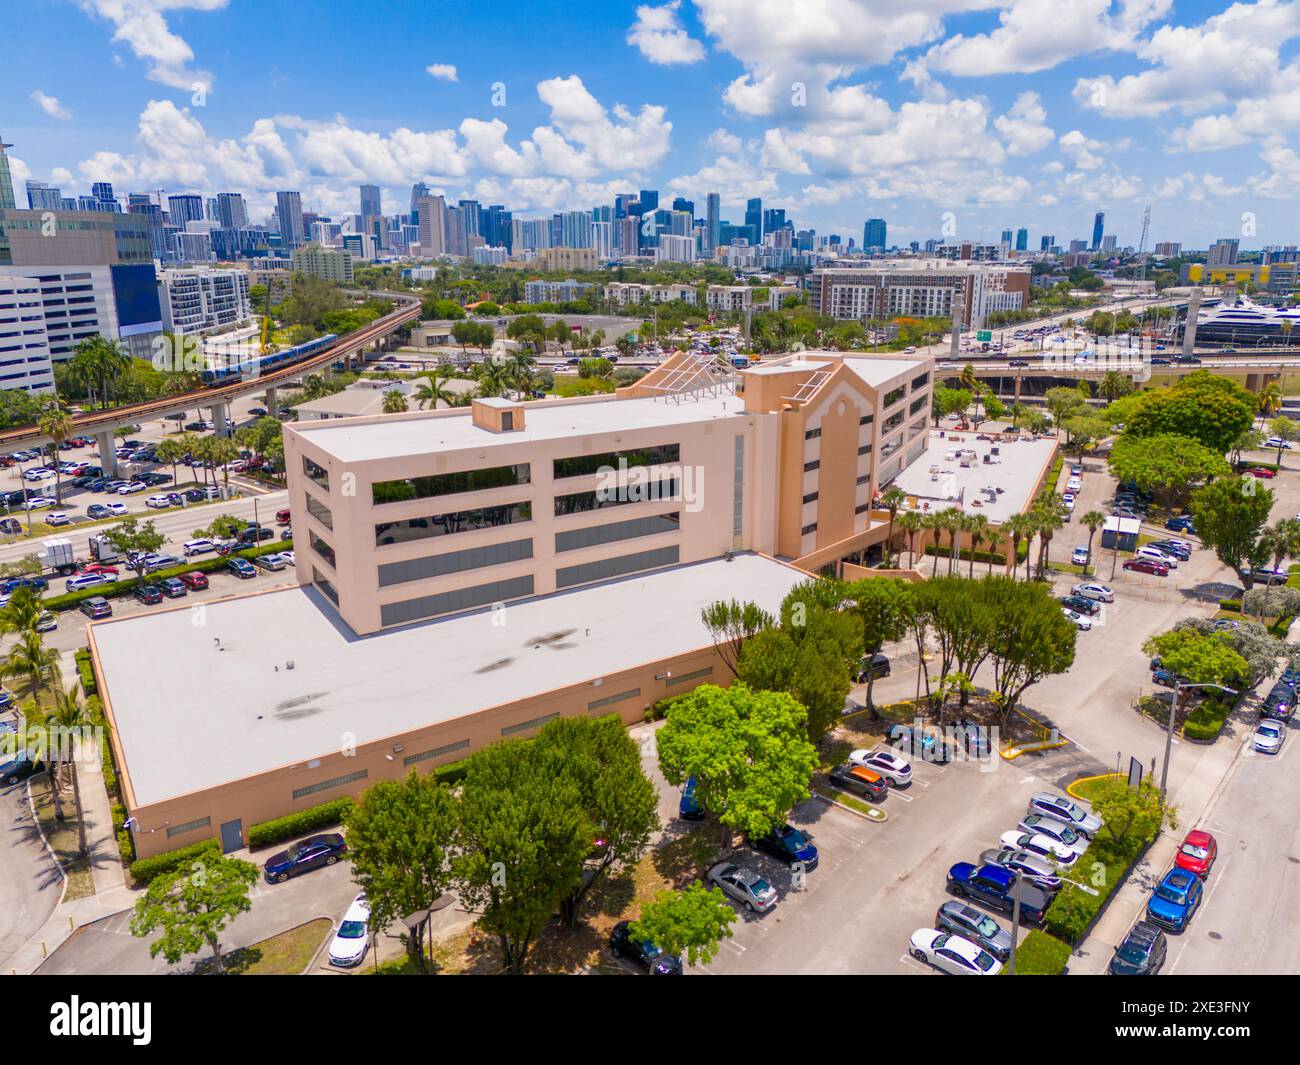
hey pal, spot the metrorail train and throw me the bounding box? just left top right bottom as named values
left=200, top=333, right=340, bottom=385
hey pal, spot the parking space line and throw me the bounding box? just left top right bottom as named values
left=898, top=953, right=931, bottom=973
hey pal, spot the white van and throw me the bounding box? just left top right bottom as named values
left=1135, top=545, right=1178, bottom=568
left=183, top=538, right=215, bottom=557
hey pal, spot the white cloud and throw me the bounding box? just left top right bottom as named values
left=425, top=64, right=458, bottom=82
left=994, top=92, right=1054, bottom=156
left=31, top=90, right=71, bottom=120
left=627, top=2, right=705, bottom=64
left=79, top=0, right=226, bottom=92
left=1057, top=130, right=1107, bottom=171
left=706, top=128, right=742, bottom=154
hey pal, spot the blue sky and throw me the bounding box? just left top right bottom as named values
left=4, top=0, right=1300, bottom=249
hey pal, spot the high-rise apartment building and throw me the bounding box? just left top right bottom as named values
left=416, top=194, right=447, bottom=256
left=291, top=242, right=355, bottom=284
left=862, top=218, right=887, bottom=252
left=168, top=194, right=205, bottom=229
left=1015, top=228, right=1029, bottom=252
left=25, top=182, right=63, bottom=211
left=0, top=137, right=14, bottom=210
left=409, top=183, right=430, bottom=225
left=1207, top=238, right=1239, bottom=266
left=215, top=192, right=249, bottom=230
left=705, top=192, right=721, bottom=252
left=1091, top=211, right=1105, bottom=251
left=276, top=191, right=306, bottom=250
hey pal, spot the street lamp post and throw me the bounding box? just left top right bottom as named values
left=1007, top=866, right=1099, bottom=975
left=1161, top=680, right=1238, bottom=795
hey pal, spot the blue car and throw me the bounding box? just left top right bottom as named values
left=1165, top=515, right=1195, bottom=534
left=947, top=862, right=1049, bottom=923
left=752, top=823, right=818, bottom=870
left=1146, top=867, right=1203, bottom=932
left=263, top=833, right=347, bottom=883
left=0, top=576, right=47, bottom=593
left=678, top=776, right=704, bottom=821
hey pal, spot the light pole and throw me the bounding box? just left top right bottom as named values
left=1161, top=680, right=1238, bottom=795
left=1007, top=866, right=1099, bottom=975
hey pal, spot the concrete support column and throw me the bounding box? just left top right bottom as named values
left=265, top=386, right=279, bottom=418
left=94, top=430, right=118, bottom=478
left=1182, top=288, right=1201, bottom=357
left=211, top=401, right=231, bottom=439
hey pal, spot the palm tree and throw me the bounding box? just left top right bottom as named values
left=382, top=390, right=409, bottom=414
left=1033, top=495, right=1067, bottom=579
left=413, top=372, right=454, bottom=410
left=942, top=508, right=964, bottom=574
left=155, top=436, right=188, bottom=489
left=208, top=437, right=240, bottom=490
left=1098, top=371, right=1133, bottom=402
left=1267, top=518, right=1300, bottom=574
left=1080, top=509, right=1106, bottom=577
left=925, top=512, right=945, bottom=576
left=504, top=352, right=535, bottom=398
left=2, top=630, right=59, bottom=712
left=475, top=359, right=509, bottom=399
left=896, top=510, right=923, bottom=570
left=37, top=402, right=74, bottom=505
left=984, top=526, right=1005, bottom=576
left=1258, top=381, right=1283, bottom=429
left=0, top=586, right=44, bottom=639
left=967, top=513, right=989, bottom=577
left=30, top=682, right=93, bottom=854
left=880, top=486, right=906, bottom=567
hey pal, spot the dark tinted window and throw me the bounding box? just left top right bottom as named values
left=372, top=463, right=530, bottom=505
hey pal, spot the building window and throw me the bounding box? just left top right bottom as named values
left=312, top=567, right=339, bottom=605
left=553, top=444, right=680, bottom=480
left=302, top=456, right=329, bottom=491
left=380, top=574, right=535, bottom=627
left=732, top=435, right=744, bottom=540
left=377, top=538, right=533, bottom=588
left=305, top=493, right=333, bottom=531
left=882, top=411, right=904, bottom=434
left=165, top=816, right=211, bottom=839
left=859, top=413, right=874, bottom=426
left=555, top=545, right=680, bottom=589
left=910, top=394, right=929, bottom=416
left=310, top=531, right=336, bottom=569
left=803, top=459, right=820, bottom=472
left=912, top=372, right=930, bottom=390
left=403, top=739, right=470, bottom=766
left=293, top=768, right=368, bottom=800
left=375, top=501, right=531, bottom=547
left=855, top=502, right=871, bottom=515
left=588, top=687, right=641, bottom=711
left=801, top=522, right=817, bottom=535
left=501, top=712, right=560, bottom=737
left=372, top=463, right=531, bottom=506
left=802, top=491, right=818, bottom=504
left=883, top=386, right=905, bottom=408
left=858, top=443, right=872, bottom=455
left=555, top=512, right=679, bottom=552
left=554, top=478, right=679, bottom=515
left=666, top=666, right=712, bottom=687
left=804, top=427, right=821, bottom=440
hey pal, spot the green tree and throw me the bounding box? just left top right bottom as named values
left=381, top=389, right=409, bottom=414
left=1143, top=628, right=1249, bottom=690
left=103, top=515, right=166, bottom=578
left=1108, top=432, right=1230, bottom=501
left=1266, top=415, right=1300, bottom=467
left=655, top=682, right=819, bottom=847
left=983, top=577, right=1077, bottom=720
left=1124, top=371, right=1256, bottom=454
left=2, top=629, right=59, bottom=708
left=129, top=855, right=259, bottom=973
left=700, top=599, right=775, bottom=676
left=880, top=486, right=907, bottom=566
left=344, top=770, right=457, bottom=973
left=1080, top=509, right=1106, bottom=575
left=1087, top=777, right=1177, bottom=845
left=1189, top=476, right=1275, bottom=589
left=846, top=577, right=911, bottom=711
left=37, top=402, right=75, bottom=504
left=629, top=882, right=736, bottom=967
left=26, top=682, right=93, bottom=855
left=412, top=372, right=455, bottom=410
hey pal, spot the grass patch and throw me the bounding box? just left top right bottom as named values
left=193, top=918, right=332, bottom=975
left=30, top=773, right=94, bottom=901
left=1069, top=774, right=1122, bottom=804
left=812, top=784, right=875, bottom=817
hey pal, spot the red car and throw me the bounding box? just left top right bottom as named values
left=1244, top=467, right=1276, bottom=479
left=1174, top=829, right=1217, bottom=877
left=1124, top=558, right=1169, bottom=576
left=81, top=563, right=119, bottom=577
left=178, top=571, right=209, bottom=591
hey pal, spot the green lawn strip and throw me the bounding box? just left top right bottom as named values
left=29, top=773, right=94, bottom=902
left=191, top=918, right=333, bottom=975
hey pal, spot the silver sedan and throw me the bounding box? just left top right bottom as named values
left=708, top=862, right=778, bottom=913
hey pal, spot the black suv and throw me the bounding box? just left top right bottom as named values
left=1261, top=683, right=1297, bottom=721
left=855, top=653, right=890, bottom=682
left=1109, top=920, right=1167, bottom=975
left=608, top=920, right=683, bottom=975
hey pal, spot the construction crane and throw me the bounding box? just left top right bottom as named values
left=1136, top=204, right=1152, bottom=281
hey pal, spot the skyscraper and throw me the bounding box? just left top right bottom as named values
left=215, top=192, right=248, bottom=230
left=863, top=218, right=887, bottom=252
left=1015, top=227, right=1029, bottom=252
left=745, top=198, right=763, bottom=242
left=416, top=194, right=447, bottom=256
left=1000, top=229, right=1013, bottom=246
left=92, top=182, right=119, bottom=211
left=0, top=137, right=14, bottom=210
left=167, top=194, right=205, bottom=228
left=1041, top=235, right=1055, bottom=252
left=1091, top=211, right=1105, bottom=252
left=638, top=189, right=659, bottom=214
left=360, top=184, right=382, bottom=221
left=409, top=183, right=430, bottom=225
left=276, top=191, right=306, bottom=250
left=25, top=181, right=63, bottom=211
left=706, top=192, right=721, bottom=252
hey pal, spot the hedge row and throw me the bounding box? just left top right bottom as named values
left=111, top=802, right=135, bottom=867
left=1043, top=832, right=1147, bottom=944
left=74, top=648, right=96, bottom=696
left=1184, top=696, right=1234, bottom=742
left=129, top=838, right=221, bottom=886
left=248, top=797, right=354, bottom=850
left=42, top=539, right=292, bottom=613
left=1010, top=929, right=1072, bottom=975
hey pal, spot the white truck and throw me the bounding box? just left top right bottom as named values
left=88, top=534, right=123, bottom=564
left=42, top=537, right=76, bottom=575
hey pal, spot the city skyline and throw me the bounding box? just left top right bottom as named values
left=3, top=1, right=1298, bottom=248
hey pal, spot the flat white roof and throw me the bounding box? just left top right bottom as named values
left=292, top=389, right=745, bottom=463
left=890, top=430, right=1057, bottom=524
left=842, top=356, right=926, bottom=388
left=93, top=553, right=807, bottom=807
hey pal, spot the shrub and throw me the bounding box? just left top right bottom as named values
left=1043, top=834, right=1145, bottom=944
left=74, top=649, right=97, bottom=696
left=1184, top=697, right=1233, bottom=741
left=129, top=838, right=221, bottom=886
left=247, top=797, right=354, bottom=850
left=431, top=760, right=469, bottom=786
left=1219, top=599, right=1242, bottom=613
left=645, top=692, right=689, bottom=722
left=1011, top=930, right=1072, bottom=974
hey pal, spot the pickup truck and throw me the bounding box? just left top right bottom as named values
left=946, top=862, right=1049, bottom=923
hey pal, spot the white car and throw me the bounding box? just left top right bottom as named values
left=1016, top=814, right=1090, bottom=858
left=1135, top=545, right=1178, bottom=568
left=183, top=538, right=214, bottom=556
left=279, top=550, right=295, bottom=565
left=1071, top=546, right=1090, bottom=566
left=1254, top=719, right=1285, bottom=755
left=328, top=894, right=371, bottom=967
left=908, top=928, right=1002, bottom=976
left=105, top=501, right=129, bottom=516
left=1072, top=582, right=1114, bottom=603
left=44, top=512, right=70, bottom=526
left=22, top=497, right=55, bottom=510
left=999, top=830, right=1079, bottom=868
left=116, top=481, right=148, bottom=495
left=145, top=494, right=172, bottom=509
left=1062, top=495, right=1075, bottom=512
left=848, top=748, right=912, bottom=786
left=1066, top=477, right=1083, bottom=492
left=1063, top=607, right=1091, bottom=631
left=1265, top=437, right=1294, bottom=450
left=22, top=468, right=53, bottom=481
